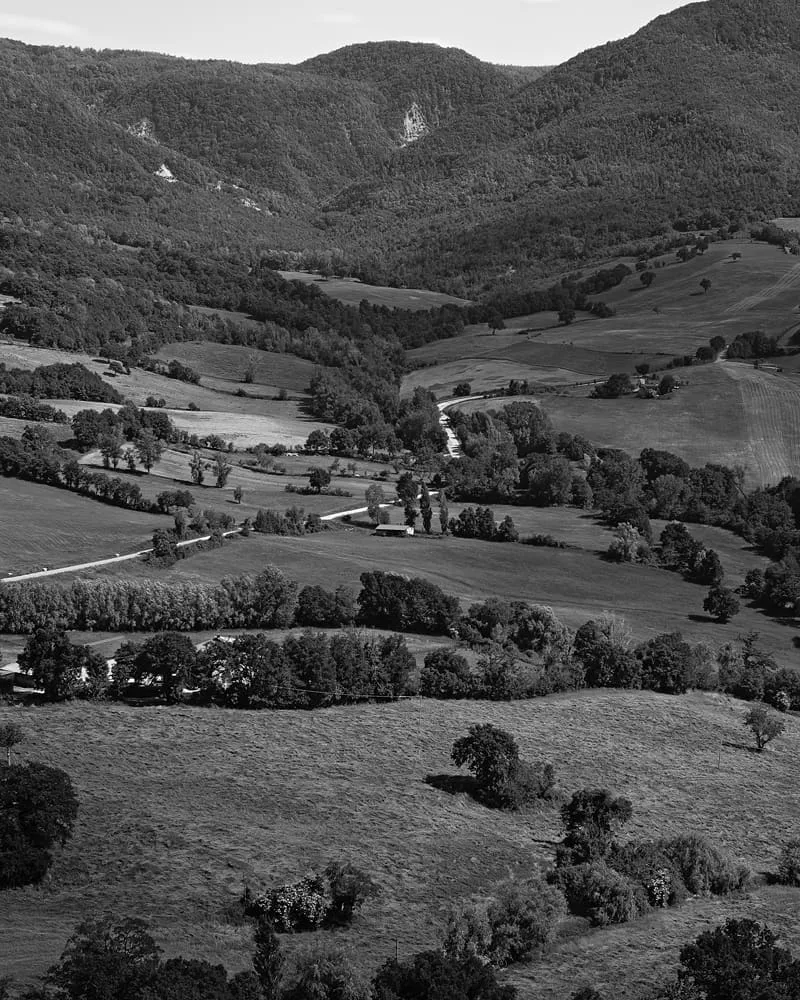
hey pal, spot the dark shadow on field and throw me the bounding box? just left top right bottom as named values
left=721, top=741, right=760, bottom=754
left=688, top=613, right=716, bottom=624
left=425, top=773, right=480, bottom=798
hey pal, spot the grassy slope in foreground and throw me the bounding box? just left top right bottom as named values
left=0, top=693, right=798, bottom=999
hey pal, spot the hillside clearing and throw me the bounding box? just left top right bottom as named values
left=0, top=479, right=164, bottom=576
left=0, top=693, right=798, bottom=999
left=278, top=272, right=472, bottom=310
left=452, top=363, right=800, bottom=489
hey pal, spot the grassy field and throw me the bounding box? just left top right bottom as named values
left=0, top=479, right=165, bottom=576
left=406, top=239, right=800, bottom=395
left=48, top=399, right=334, bottom=449
left=155, top=342, right=317, bottom=396
left=1, top=692, right=798, bottom=1000
left=455, top=361, right=800, bottom=488
left=70, top=525, right=797, bottom=667
left=278, top=272, right=472, bottom=311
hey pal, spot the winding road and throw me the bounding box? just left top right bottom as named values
left=1, top=396, right=474, bottom=584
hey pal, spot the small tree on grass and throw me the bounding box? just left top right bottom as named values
left=0, top=721, right=24, bottom=766
left=309, top=468, right=331, bottom=493
left=214, top=453, right=232, bottom=488
left=135, top=430, right=163, bottom=473
left=419, top=483, right=433, bottom=534
left=744, top=703, right=785, bottom=752
left=640, top=271, right=655, bottom=288
left=703, top=584, right=740, bottom=623
left=233, top=485, right=243, bottom=504
left=558, top=307, right=576, bottom=325
left=452, top=724, right=519, bottom=806
left=700, top=278, right=712, bottom=294
left=556, top=788, right=633, bottom=866
left=365, top=483, right=385, bottom=524
left=0, top=762, right=79, bottom=887
left=189, top=451, right=205, bottom=486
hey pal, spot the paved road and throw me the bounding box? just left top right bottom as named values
left=437, top=395, right=483, bottom=458
left=1, top=529, right=242, bottom=584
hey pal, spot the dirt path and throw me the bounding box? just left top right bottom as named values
left=0, top=529, right=242, bottom=584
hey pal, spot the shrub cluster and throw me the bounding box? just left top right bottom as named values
left=245, top=862, right=378, bottom=931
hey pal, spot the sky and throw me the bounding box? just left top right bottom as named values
left=0, top=0, right=703, bottom=66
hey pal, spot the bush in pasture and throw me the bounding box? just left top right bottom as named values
left=776, top=840, right=800, bottom=887
left=248, top=863, right=377, bottom=932
left=556, top=788, right=633, bottom=867
left=284, top=943, right=371, bottom=1000
left=548, top=861, right=650, bottom=926
left=0, top=762, right=78, bottom=888
left=522, top=533, right=566, bottom=548
left=607, top=522, right=650, bottom=563
left=485, top=878, right=566, bottom=965
left=451, top=724, right=556, bottom=811
left=744, top=702, right=785, bottom=752
left=659, top=835, right=750, bottom=896
left=608, top=842, right=688, bottom=908
left=373, top=950, right=516, bottom=1000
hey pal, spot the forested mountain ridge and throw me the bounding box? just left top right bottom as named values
left=5, top=0, right=800, bottom=290
left=327, top=0, right=800, bottom=284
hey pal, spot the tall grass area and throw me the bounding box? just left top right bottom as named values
left=1, top=691, right=798, bottom=998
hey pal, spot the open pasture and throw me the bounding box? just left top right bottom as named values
left=408, top=240, right=800, bottom=399
left=535, top=240, right=800, bottom=355
left=0, top=415, right=73, bottom=443
left=75, top=526, right=797, bottom=665
left=74, top=448, right=385, bottom=520
left=1, top=692, right=798, bottom=999
left=155, top=342, right=317, bottom=395
left=450, top=362, right=799, bottom=489
left=46, top=398, right=335, bottom=449
left=0, top=479, right=164, bottom=576
left=278, top=271, right=472, bottom=310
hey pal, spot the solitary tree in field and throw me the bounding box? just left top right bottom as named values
left=309, top=468, right=331, bottom=493
left=486, top=310, right=505, bottom=335
left=233, top=485, right=243, bottom=504
left=700, top=278, right=712, bottom=294
left=558, top=307, right=576, bottom=325
left=744, top=703, right=785, bottom=752
left=0, top=721, right=24, bottom=766
left=135, top=430, right=163, bottom=474
left=703, top=584, right=740, bottom=623
left=731, top=251, right=742, bottom=261
left=640, top=271, right=655, bottom=288
left=213, top=453, right=232, bottom=488
left=189, top=451, right=205, bottom=486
